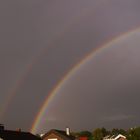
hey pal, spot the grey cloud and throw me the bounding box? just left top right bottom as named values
left=0, top=0, right=140, bottom=132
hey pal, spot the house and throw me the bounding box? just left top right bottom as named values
left=0, top=130, right=41, bottom=140
left=0, top=125, right=41, bottom=140
left=42, top=128, right=75, bottom=140
left=103, top=134, right=127, bottom=140
left=0, top=130, right=42, bottom=140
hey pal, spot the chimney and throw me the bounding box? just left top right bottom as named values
left=66, top=127, right=70, bottom=136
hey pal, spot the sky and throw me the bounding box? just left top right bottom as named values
left=0, top=0, right=140, bottom=134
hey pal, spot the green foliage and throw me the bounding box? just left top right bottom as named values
left=89, top=135, right=94, bottom=140
left=111, top=128, right=120, bottom=135
left=101, top=127, right=109, bottom=137
left=93, top=128, right=103, bottom=140
left=78, top=131, right=92, bottom=137
left=119, top=129, right=127, bottom=135
left=111, top=128, right=126, bottom=135
left=127, top=127, right=140, bottom=140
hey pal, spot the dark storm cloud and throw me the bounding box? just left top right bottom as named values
left=0, top=0, right=140, bottom=132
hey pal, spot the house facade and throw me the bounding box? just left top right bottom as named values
left=42, top=129, right=75, bottom=140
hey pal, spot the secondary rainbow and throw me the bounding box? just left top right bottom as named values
left=30, top=27, right=140, bottom=133
left=0, top=5, right=95, bottom=120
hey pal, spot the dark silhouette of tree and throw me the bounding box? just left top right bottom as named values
left=78, top=131, right=92, bottom=137
left=101, top=127, right=109, bottom=137
left=93, top=128, right=103, bottom=140
left=111, top=128, right=120, bottom=135
left=127, top=127, right=140, bottom=140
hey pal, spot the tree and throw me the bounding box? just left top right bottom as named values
left=93, top=128, right=103, bottom=140
left=101, top=127, right=109, bottom=137
left=78, top=131, right=92, bottom=137
left=127, top=127, right=140, bottom=140
left=111, top=128, right=120, bottom=135
left=119, top=129, right=126, bottom=135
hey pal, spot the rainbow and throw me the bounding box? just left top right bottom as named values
left=0, top=0, right=114, bottom=121
left=0, top=59, right=35, bottom=119
left=30, top=27, right=140, bottom=133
